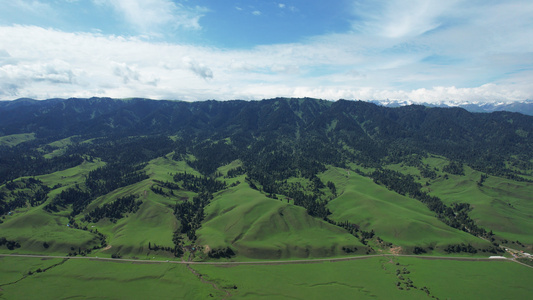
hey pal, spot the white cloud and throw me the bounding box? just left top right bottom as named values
left=278, top=4, right=286, bottom=9
left=94, top=0, right=207, bottom=34
left=252, top=10, right=261, bottom=16
left=182, top=57, right=213, bottom=80
left=352, top=0, right=458, bottom=38
left=1, top=0, right=533, bottom=106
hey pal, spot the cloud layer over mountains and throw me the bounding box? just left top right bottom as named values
left=0, top=0, right=532, bottom=102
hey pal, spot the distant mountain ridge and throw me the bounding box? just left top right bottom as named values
left=6, top=97, right=533, bottom=116
left=369, top=99, right=533, bottom=116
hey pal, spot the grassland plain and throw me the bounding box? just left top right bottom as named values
left=0, top=257, right=220, bottom=299
left=1, top=255, right=531, bottom=299
left=193, top=257, right=533, bottom=299
left=324, top=167, right=487, bottom=250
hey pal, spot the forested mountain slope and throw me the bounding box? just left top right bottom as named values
left=0, top=98, right=532, bottom=259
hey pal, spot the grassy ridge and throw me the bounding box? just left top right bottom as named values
left=0, top=207, right=99, bottom=253
left=77, top=155, right=198, bottom=257
left=0, top=133, right=35, bottom=147
left=324, top=167, right=487, bottom=249
left=198, top=179, right=365, bottom=259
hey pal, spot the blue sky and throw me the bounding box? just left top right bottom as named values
left=0, top=0, right=532, bottom=102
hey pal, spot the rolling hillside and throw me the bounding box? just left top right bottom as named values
left=1, top=97, right=532, bottom=261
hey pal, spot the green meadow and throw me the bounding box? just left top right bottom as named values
left=388, top=156, right=533, bottom=246
left=195, top=257, right=533, bottom=299
left=426, top=167, right=533, bottom=245
left=1, top=256, right=531, bottom=299
left=0, top=257, right=219, bottom=299
left=324, top=167, right=486, bottom=251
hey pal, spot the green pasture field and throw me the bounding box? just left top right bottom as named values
left=0, top=257, right=218, bottom=299
left=2, top=255, right=529, bottom=299
left=195, top=256, right=533, bottom=299
left=144, top=154, right=201, bottom=181
left=323, top=166, right=488, bottom=250
left=197, top=179, right=365, bottom=260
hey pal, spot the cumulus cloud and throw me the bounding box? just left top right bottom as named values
left=252, top=11, right=262, bottom=16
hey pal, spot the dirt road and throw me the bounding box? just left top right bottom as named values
left=1, top=253, right=530, bottom=268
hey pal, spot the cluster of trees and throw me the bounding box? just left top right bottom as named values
left=225, top=166, right=245, bottom=178
left=85, top=163, right=148, bottom=197
left=152, top=180, right=180, bottom=191
left=0, top=178, right=51, bottom=216
left=174, top=192, right=212, bottom=241
left=419, top=165, right=437, bottom=180
left=44, top=186, right=92, bottom=215
left=326, top=219, right=379, bottom=246
left=0, top=237, right=21, bottom=250
left=67, top=246, right=93, bottom=257
left=172, top=172, right=227, bottom=193
left=83, top=195, right=142, bottom=223
left=443, top=161, right=465, bottom=175
left=477, top=174, right=489, bottom=187
left=444, top=243, right=478, bottom=254
left=207, top=247, right=235, bottom=259
left=326, top=181, right=337, bottom=196
left=341, top=246, right=358, bottom=253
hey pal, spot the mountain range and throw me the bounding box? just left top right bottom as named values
left=370, top=99, right=533, bottom=116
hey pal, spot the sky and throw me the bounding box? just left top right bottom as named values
left=0, top=0, right=532, bottom=102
